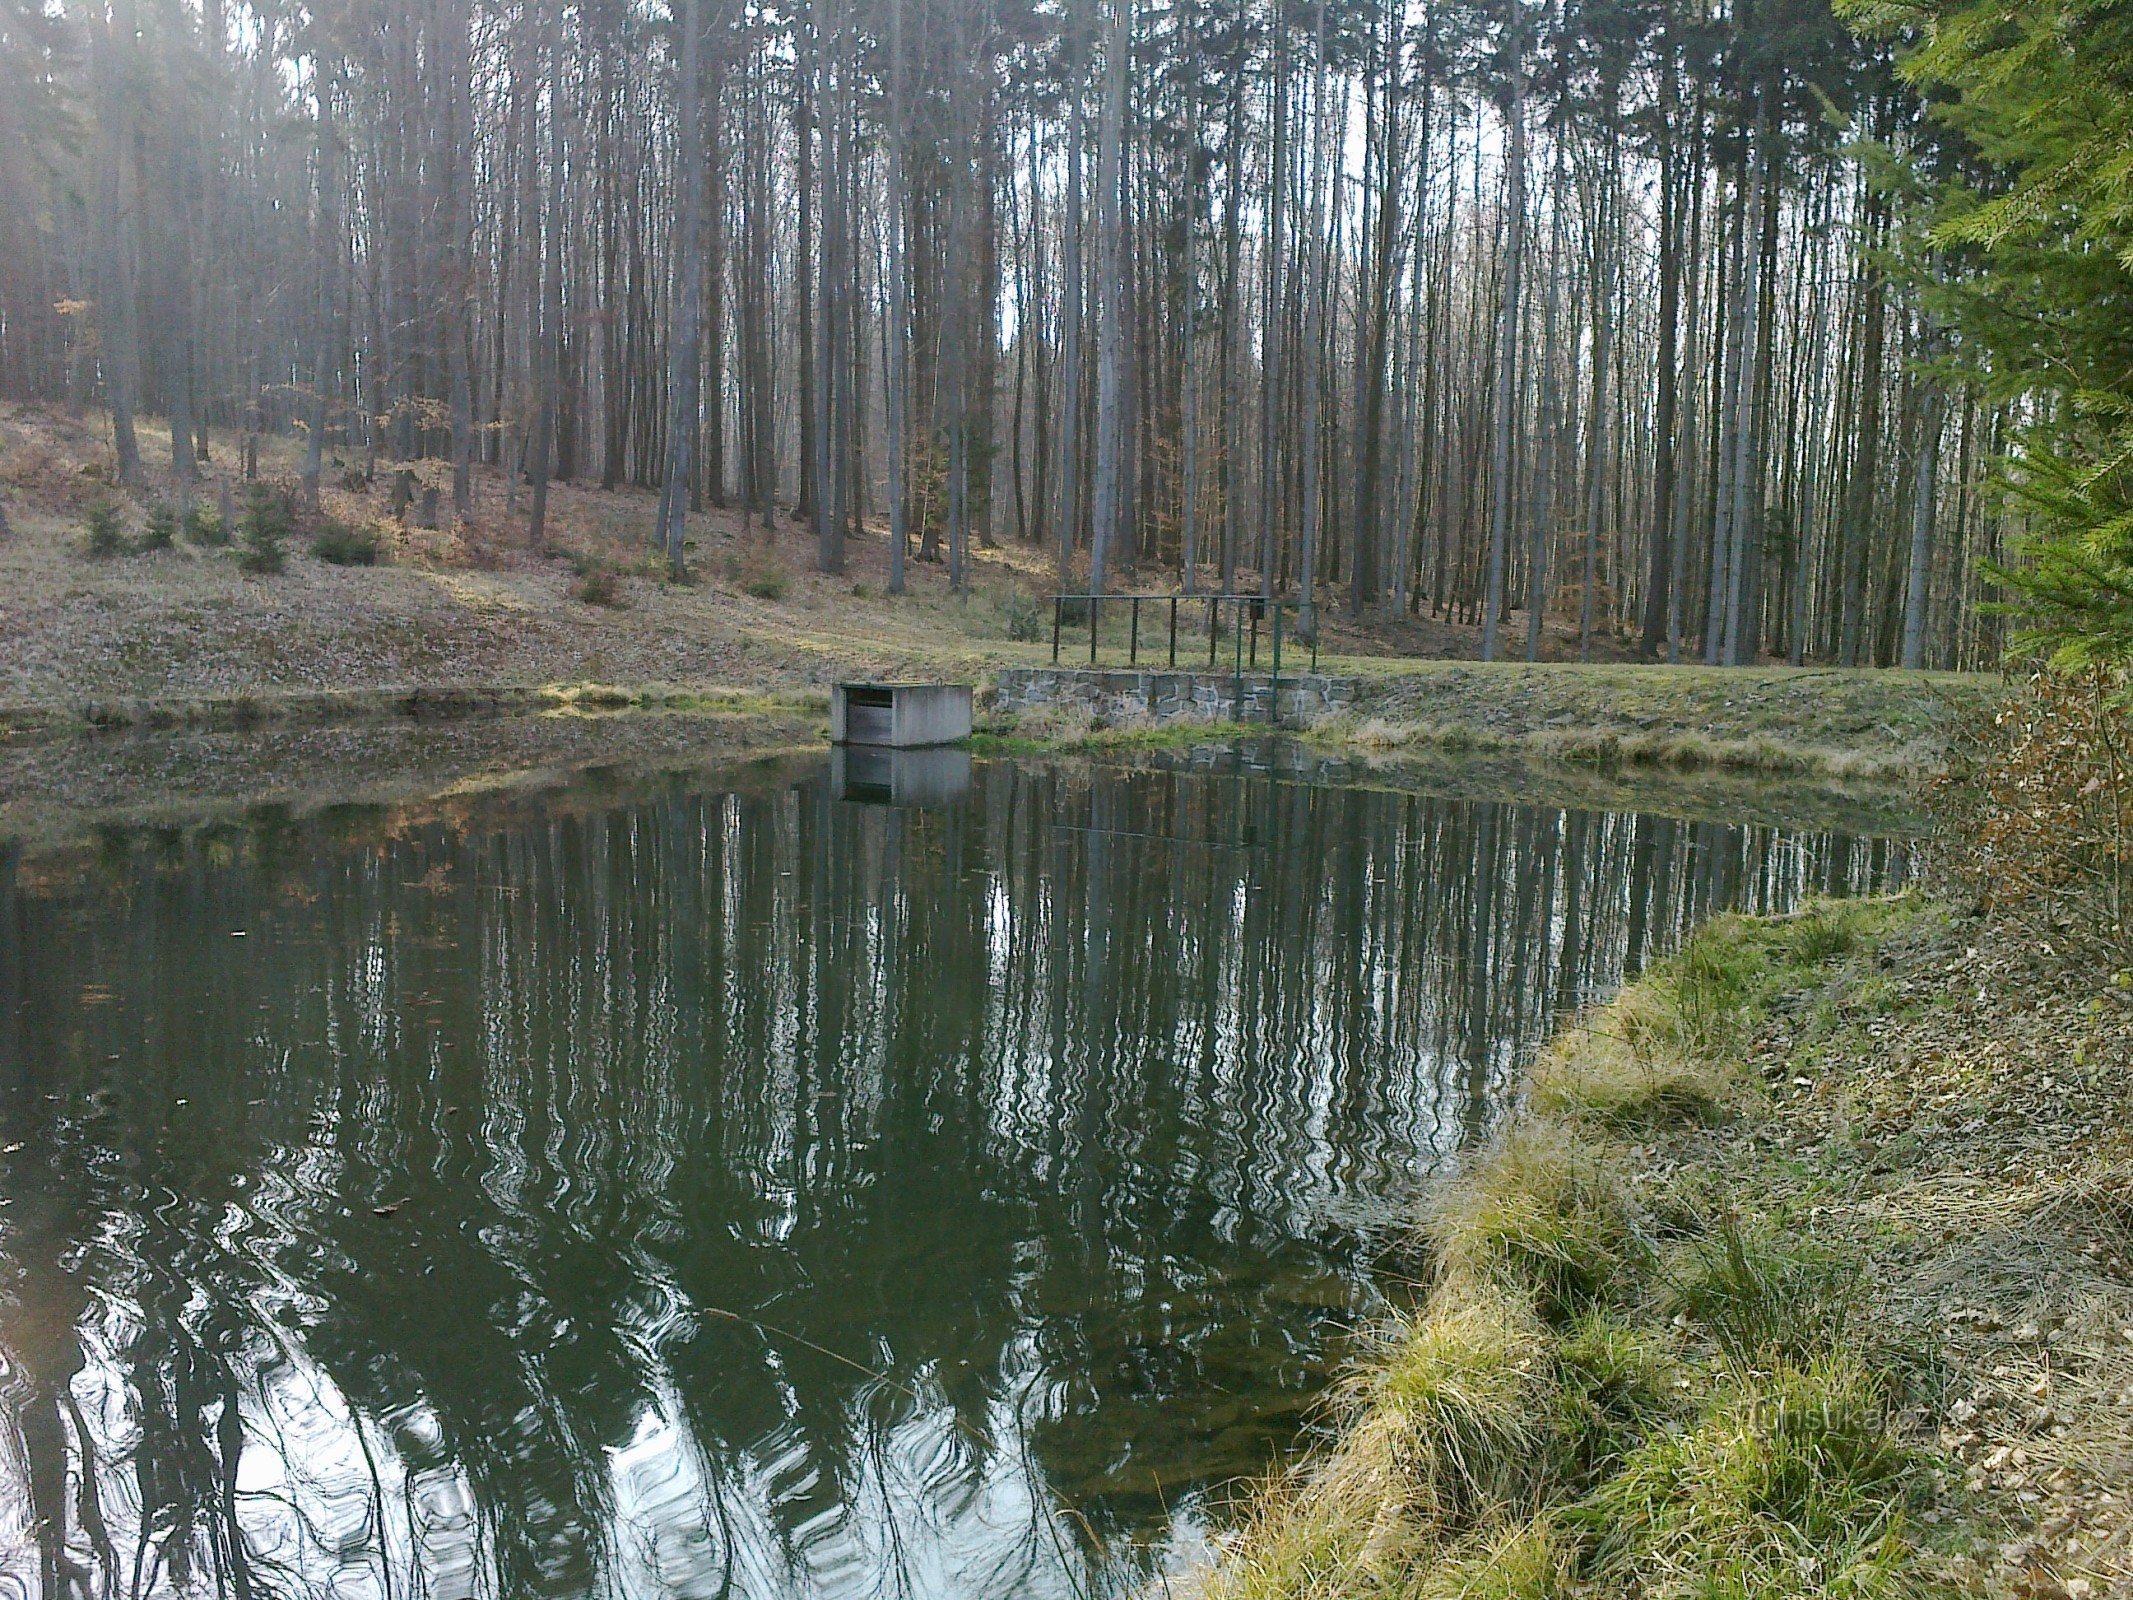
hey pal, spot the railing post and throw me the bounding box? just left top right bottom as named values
left=1130, top=597, right=1140, bottom=664
left=1052, top=595, right=1062, bottom=664
left=1089, top=595, right=1099, bottom=664
left=1169, top=597, right=1179, bottom=668
left=1271, top=603, right=1283, bottom=727
left=1208, top=598, right=1218, bottom=668
left=1249, top=601, right=1259, bottom=670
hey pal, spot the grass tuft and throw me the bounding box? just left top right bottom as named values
left=1354, top=1287, right=1559, bottom=1534
left=1432, top=1127, right=1646, bottom=1326
left=1585, top=1355, right=1921, bottom=1596
left=1664, top=1212, right=1858, bottom=1368
left=1780, top=905, right=1859, bottom=966
left=1549, top=1312, right=1677, bottom=1489
left=1528, top=1029, right=1733, bottom=1131
left=1669, top=922, right=1764, bottom=1052
left=1411, top=1516, right=1578, bottom=1600
left=1201, top=901, right=1960, bottom=1600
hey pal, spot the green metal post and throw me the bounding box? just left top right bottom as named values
left=1271, top=603, right=1283, bottom=727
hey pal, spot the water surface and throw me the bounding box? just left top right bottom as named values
left=0, top=751, right=1909, bottom=1597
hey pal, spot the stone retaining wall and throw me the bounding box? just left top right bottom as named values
left=994, top=667, right=1359, bottom=727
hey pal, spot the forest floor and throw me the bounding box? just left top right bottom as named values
left=0, top=401, right=1998, bottom=778
left=1202, top=896, right=2133, bottom=1600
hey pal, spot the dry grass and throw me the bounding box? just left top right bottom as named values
left=1306, top=663, right=2002, bottom=781
left=1193, top=897, right=2015, bottom=1600
left=0, top=400, right=1077, bottom=715
left=1428, top=1127, right=1647, bottom=1327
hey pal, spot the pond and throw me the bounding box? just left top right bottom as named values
left=0, top=749, right=1912, bottom=1598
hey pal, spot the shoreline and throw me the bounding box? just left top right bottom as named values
left=1, top=706, right=1937, bottom=861
left=1202, top=897, right=2131, bottom=1599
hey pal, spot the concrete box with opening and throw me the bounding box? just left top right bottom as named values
left=830, top=683, right=973, bottom=748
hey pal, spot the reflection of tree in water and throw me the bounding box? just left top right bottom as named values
left=0, top=765, right=1909, bottom=1596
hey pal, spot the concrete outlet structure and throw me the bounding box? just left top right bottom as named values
left=994, top=667, right=1359, bottom=727
left=830, top=682, right=974, bottom=747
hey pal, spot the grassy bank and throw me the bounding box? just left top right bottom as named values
left=978, top=662, right=2000, bottom=782
left=1309, top=661, right=2000, bottom=781
left=1206, top=897, right=2133, bottom=1599
left=0, top=703, right=826, bottom=854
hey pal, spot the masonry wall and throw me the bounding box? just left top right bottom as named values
left=994, top=668, right=1358, bottom=727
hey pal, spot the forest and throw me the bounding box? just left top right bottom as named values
left=0, top=0, right=2125, bottom=672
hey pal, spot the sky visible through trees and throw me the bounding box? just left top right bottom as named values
left=0, top=0, right=2050, bottom=667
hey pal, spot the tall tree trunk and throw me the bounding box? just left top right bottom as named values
left=1295, top=2, right=1332, bottom=637
left=302, top=54, right=340, bottom=512
left=1479, top=31, right=1525, bottom=662
left=1641, top=46, right=1681, bottom=657
left=1086, top=0, right=1129, bottom=597
left=1055, top=3, right=1087, bottom=585
left=1579, top=129, right=1615, bottom=662
left=1350, top=0, right=1402, bottom=615
left=1218, top=76, right=1244, bottom=595
left=1666, top=110, right=1706, bottom=663
left=1526, top=147, right=1567, bottom=661
left=704, top=73, right=727, bottom=508
left=1177, top=9, right=1201, bottom=594
left=1720, top=129, right=1767, bottom=665
left=1705, top=149, right=1747, bottom=664
left=93, top=0, right=142, bottom=486
left=794, top=55, right=816, bottom=521
left=527, top=25, right=568, bottom=548
left=885, top=0, right=910, bottom=593
left=1901, top=360, right=1945, bottom=669
left=654, top=0, right=704, bottom=571
left=1839, top=196, right=1887, bottom=667
left=1257, top=23, right=1288, bottom=598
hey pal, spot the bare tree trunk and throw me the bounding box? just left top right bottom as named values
left=1666, top=114, right=1706, bottom=663
left=1641, top=47, right=1681, bottom=657
left=1086, top=0, right=1129, bottom=597
left=1479, top=31, right=1524, bottom=662
left=794, top=55, right=817, bottom=521
left=883, top=0, right=910, bottom=592
left=302, top=54, right=340, bottom=512
left=1218, top=77, right=1244, bottom=596
left=1054, top=3, right=1087, bottom=586
left=1705, top=153, right=1747, bottom=663
left=654, top=0, right=704, bottom=570
left=1295, top=2, right=1332, bottom=637
left=1257, top=26, right=1288, bottom=598
left=1720, top=131, right=1767, bottom=665
left=442, top=0, right=475, bottom=517
left=1901, top=361, right=1944, bottom=669
left=1579, top=133, right=1614, bottom=662
left=526, top=25, right=567, bottom=549
left=1350, top=0, right=1402, bottom=615
left=1526, top=147, right=1567, bottom=661
left=1177, top=7, right=1201, bottom=594
left=93, top=0, right=142, bottom=486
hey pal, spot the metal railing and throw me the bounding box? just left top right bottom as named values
left=1048, top=593, right=1322, bottom=675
